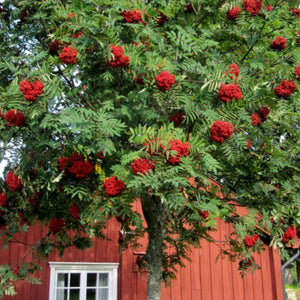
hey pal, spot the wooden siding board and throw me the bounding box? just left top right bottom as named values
left=95, top=225, right=109, bottom=262
left=120, top=248, right=136, bottom=300
left=209, top=222, right=224, bottom=300
left=161, top=283, right=171, bottom=300
left=104, top=219, right=119, bottom=262
left=18, top=231, right=32, bottom=300
left=190, top=247, right=201, bottom=300
left=170, top=266, right=182, bottom=300
left=135, top=271, right=147, bottom=300
left=271, top=249, right=284, bottom=300
left=243, top=269, right=255, bottom=300
left=118, top=249, right=123, bottom=300
left=220, top=221, right=234, bottom=300
left=252, top=252, right=264, bottom=300
left=199, top=239, right=212, bottom=300
left=180, top=258, right=192, bottom=300
left=261, top=247, right=276, bottom=300
left=231, top=259, right=245, bottom=299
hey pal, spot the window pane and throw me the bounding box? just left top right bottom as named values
left=86, top=288, right=96, bottom=300
left=98, top=274, right=108, bottom=287
left=87, top=273, right=97, bottom=287
left=98, top=288, right=108, bottom=300
left=70, top=289, right=80, bottom=300
left=70, top=273, right=80, bottom=287
left=56, top=289, right=68, bottom=300
left=57, top=273, right=68, bottom=287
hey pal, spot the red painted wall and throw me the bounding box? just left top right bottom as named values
left=0, top=201, right=283, bottom=300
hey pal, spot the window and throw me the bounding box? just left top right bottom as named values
left=49, top=262, right=119, bottom=300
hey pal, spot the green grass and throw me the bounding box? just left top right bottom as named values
left=285, top=284, right=300, bottom=299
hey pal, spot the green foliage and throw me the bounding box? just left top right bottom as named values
left=0, top=265, right=17, bottom=298
left=0, top=0, right=299, bottom=298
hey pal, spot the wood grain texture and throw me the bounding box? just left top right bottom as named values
left=0, top=216, right=284, bottom=300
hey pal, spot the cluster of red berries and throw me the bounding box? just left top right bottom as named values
left=155, top=70, right=176, bottom=91
left=59, top=46, right=78, bottom=64
left=242, top=0, right=263, bottom=16
left=58, top=152, right=93, bottom=179
left=102, top=176, right=126, bottom=196
left=49, top=218, right=65, bottom=233
left=5, top=171, right=22, bottom=192
left=3, top=110, right=26, bottom=127
left=19, top=78, right=44, bottom=102
left=291, top=8, right=300, bottom=17
left=243, top=234, right=259, bottom=247
left=266, top=5, right=273, bottom=11
left=167, top=139, right=189, bottom=165
left=68, top=203, right=80, bottom=219
left=251, top=107, right=270, bottom=126
left=169, top=112, right=185, bottom=127
left=199, top=210, right=209, bottom=219
left=274, top=80, right=297, bottom=98
left=210, top=120, right=234, bottom=143
left=225, top=63, right=240, bottom=80
left=270, top=36, right=286, bottom=50
left=282, top=225, right=297, bottom=243
left=218, top=83, right=243, bottom=103
left=226, top=6, right=242, bottom=21
left=107, top=45, right=129, bottom=67
left=131, top=158, right=155, bottom=175
left=121, top=9, right=145, bottom=24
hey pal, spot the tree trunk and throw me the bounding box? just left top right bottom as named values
left=141, top=194, right=164, bottom=300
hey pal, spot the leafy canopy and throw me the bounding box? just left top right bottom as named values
left=0, top=0, right=299, bottom=297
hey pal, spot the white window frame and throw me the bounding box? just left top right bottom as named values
left=49, top=262, right=119, bottom=300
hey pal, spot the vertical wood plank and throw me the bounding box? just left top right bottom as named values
left=231, top=261, right=246, bottom=300
left=243, top=267, right=255, bottom=300
left=252, top=252, right=264, bottom=300
left=180, top=257, right=192, bottom=300
left=220, top=221, right=234, bottom=300
left=270, top=249, right=284, bottom=300
left=135, top=270, right=147, bottom=300
left=161, top=281, right=171, bottom=300
left=199, top=239, right=212, bottom=300
left=209, top=221, right=224, bottom=300
left=120, top=248, right=136, bottom=300
left=190, top=247, right=201, bottom=300
left=170, top=265, right=182, bottom=300
left=260, top=247, right=276, bottom=300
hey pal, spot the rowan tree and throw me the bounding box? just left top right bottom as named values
left=0, top=0, right=299, bottom=299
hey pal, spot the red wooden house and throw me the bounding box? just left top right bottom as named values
left=0, top=199, right=285, bottom=300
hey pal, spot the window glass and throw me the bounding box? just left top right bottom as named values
left=57, top=273, right=68, bottom=288
left=56, top=289, right=67, bottom=300
left=98, top=289, right=108, bottom=300
left=69, top=289, right=80, bottom=300
left=70, top=273, right=80, bottom=287
left=86, top=288, right=96, bottom=300
left=87, top=273, right=97, bottom=287
left=98, top=274, right=108, bottom=287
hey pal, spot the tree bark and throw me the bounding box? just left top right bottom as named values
left=141, top=194, right=164, bottom=300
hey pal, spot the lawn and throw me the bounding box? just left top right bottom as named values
left=285, top=285, right=300, bottom=299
